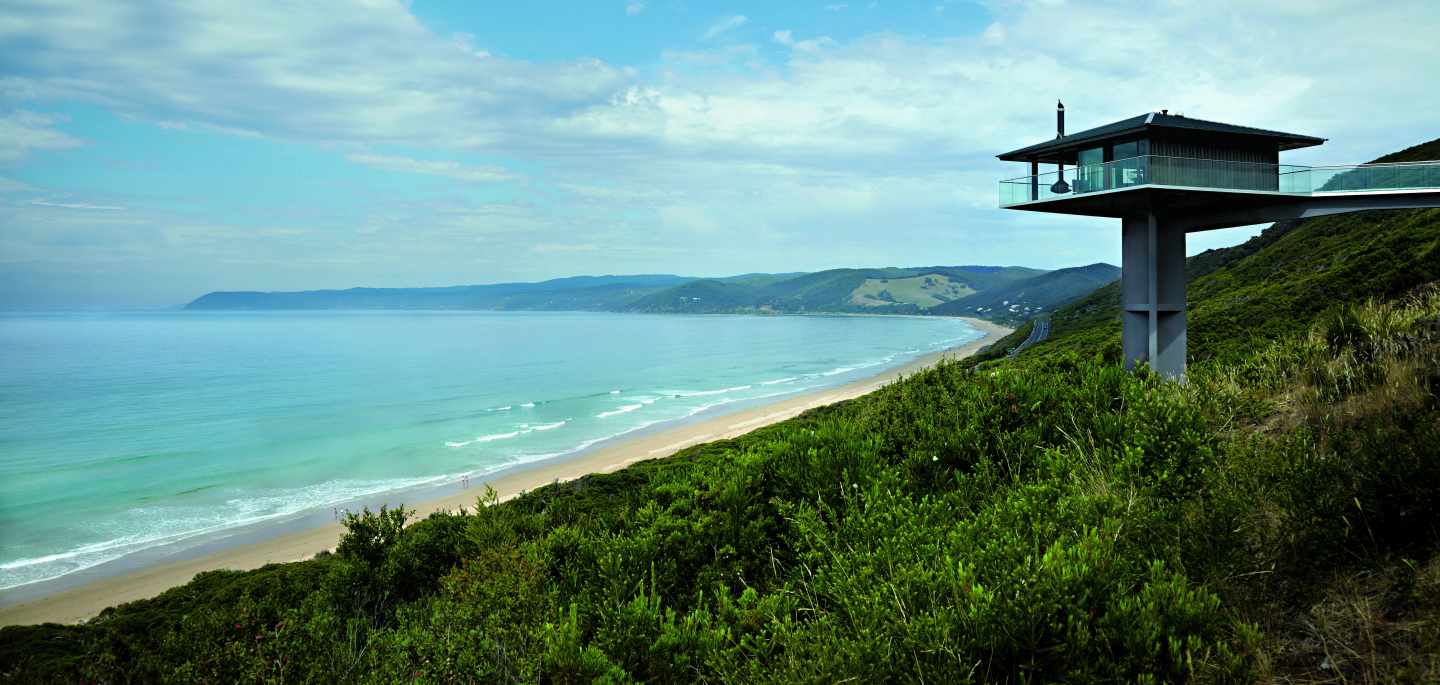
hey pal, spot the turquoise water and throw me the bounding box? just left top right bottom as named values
left=0, top=310, right=978, bottom=592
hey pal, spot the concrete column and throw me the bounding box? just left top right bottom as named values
left=1120, top=212, right=1186, bottom=379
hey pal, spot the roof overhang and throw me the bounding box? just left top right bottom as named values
left=1001, top=185, right=1303, bottom=225
left=998, top=113, right=1326, bottom=163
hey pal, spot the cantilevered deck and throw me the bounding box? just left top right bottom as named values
left=996, top=105, right=1440, bottom=379
left=999, top=156, right=1440, bottom=227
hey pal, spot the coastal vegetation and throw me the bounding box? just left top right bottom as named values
left=5, top=140, right=1438, bottom=682
left=6, top=285, right=1438, bottom=681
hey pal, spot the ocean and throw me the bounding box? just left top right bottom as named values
left=0, top=310, right=979, bottom=594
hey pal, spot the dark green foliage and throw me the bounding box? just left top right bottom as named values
left=324, top=507, right=480, bottom=624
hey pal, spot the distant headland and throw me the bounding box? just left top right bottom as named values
left=186, top=263, right=1120, bottom=325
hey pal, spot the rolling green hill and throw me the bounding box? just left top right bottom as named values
left=626, top=265, right=1050, bottom=315
left=5, top=139, right=1440, bottom=683
left=929, top=262, right=1120, bottom=323
left=754, top=265, right=1044, bottom=313
left=848, top=273, right=975, bottom=309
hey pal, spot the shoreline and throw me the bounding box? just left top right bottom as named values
left=0, top=317, right=1010, bottom=627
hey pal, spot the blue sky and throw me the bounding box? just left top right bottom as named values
left=2, top=0, right=1438, bottom=308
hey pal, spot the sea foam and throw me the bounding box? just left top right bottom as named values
left=446, top=429, right=525, bottom=448
left=596, top=403, right=643, bottom=418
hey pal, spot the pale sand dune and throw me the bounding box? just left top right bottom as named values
left=0, top=318, right=1010, bottom=627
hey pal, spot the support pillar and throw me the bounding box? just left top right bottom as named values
left=1121, top=212, right=1186, bottom=378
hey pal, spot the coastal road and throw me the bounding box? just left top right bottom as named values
left=1008, top=318, right=1050, bottom=358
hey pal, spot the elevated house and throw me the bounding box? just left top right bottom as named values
left=998, top=103, right=1440, bottom=378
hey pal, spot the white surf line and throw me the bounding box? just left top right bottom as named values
left=630, top=363, right=926, bottom=463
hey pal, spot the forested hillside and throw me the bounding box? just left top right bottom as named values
left=929, top=262, right=1119, bottom=323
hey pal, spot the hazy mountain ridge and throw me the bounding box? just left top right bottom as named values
left=184, top=275, right=695, bottom=311
left=187, top=264, right=1098, bottom=322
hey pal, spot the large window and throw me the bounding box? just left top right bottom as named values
left=1077, top=147, right=1105, bottom=193
left=1111, top=140, right=1145, bottom=187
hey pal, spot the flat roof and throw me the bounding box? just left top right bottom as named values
left=997, top=112, right=1326, bottom=162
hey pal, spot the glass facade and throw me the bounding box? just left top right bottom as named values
left=1076, top=147, right=1105, bottom=193
left=1110, top=141, right=1143, bottom=188
left=998, top=157, right=1440, bottom=207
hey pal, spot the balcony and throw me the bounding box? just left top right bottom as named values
left=999, top=156, right=1440, bottom=207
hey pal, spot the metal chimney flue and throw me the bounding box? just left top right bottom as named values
left=1056, top=100, right=1065, bottom=138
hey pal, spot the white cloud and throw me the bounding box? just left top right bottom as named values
left=773, top=30, right=835, bottom=52
left=156, top=119, right=263, bottom=138
left=29, top=199, right=125, bottom=210
left=825, top=3, right=849, bottom=11
left=0, top=1, right=632, bottom=152
left=702, top=15, right=748, bottom=41
left=625, top=1, right=645, bottom=16
left=9, top=0, right=1433, bottom=172
left=0, top=110, right=84, bottom=162
left=345, top=154, right=518, bottom=183
left=4, top=0, right=1440, bottom=303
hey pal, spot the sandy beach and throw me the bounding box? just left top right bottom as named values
left=0, top=317, right=1010, bottom=627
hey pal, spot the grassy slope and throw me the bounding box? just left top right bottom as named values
left=848, top=274, right=976, bottom=308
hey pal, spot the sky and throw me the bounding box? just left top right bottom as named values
left=1, top=1, right=1438, bottom=308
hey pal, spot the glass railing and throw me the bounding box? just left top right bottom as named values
left=1295, top=162, right=1440, bottom=194
left=999, top=156, right=1440, bottom=206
